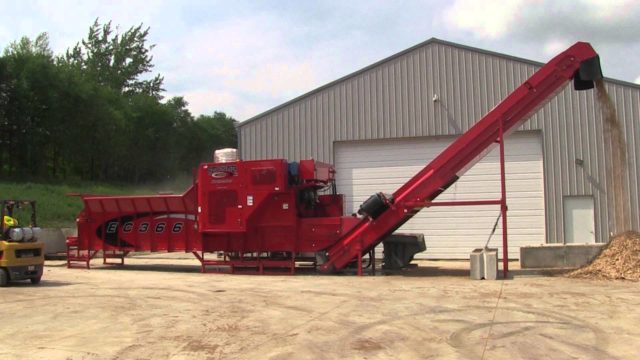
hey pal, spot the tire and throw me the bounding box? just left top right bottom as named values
left=30, top=276, right=41, bottom=285
left=0, top=268, right=8, bottom=287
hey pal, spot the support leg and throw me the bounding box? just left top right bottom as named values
left=499, top=120, right=509, bottom=278
left=370, top=249, right=376, bottom=276
left=192, top=251, right=205, bottom=273
left=356, top=241, right=363, bottom=276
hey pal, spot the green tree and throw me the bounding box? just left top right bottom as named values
left=181, top=112, right=238, bottom=166
left=0, top=56, right=10, bottom=175
left=0, top=33, right=61, bottom=178
left=65, top=19, right=164, bottom=98
left=163, top=97, right=198, bottom=173
left=0, top=21, right=239, bottom=184
left=58, top=19, right=166, bottom=181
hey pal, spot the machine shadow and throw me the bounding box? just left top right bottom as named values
left=9, top=280, right=75, bottom=287
left=92, top=263, right=202, bottom=274
left=380, top=265, right=470, bottom=277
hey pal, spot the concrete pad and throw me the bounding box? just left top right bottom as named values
left=470, top=248, right=498, bottom=280
left=60, top=227, right=77, bottom=238
left=483, top=248, right=498, bottom=280
left=564, top=245, right=605, bottom=268
left=520, top=244, right=604, bottom=269
left=0, top=258, right=637, bottom=359
left=470, top=248, right=484, bottom=280
left=38, top=228, right=66, bottom=254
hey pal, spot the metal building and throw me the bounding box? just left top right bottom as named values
left=236, top=38, right=640, bottom=259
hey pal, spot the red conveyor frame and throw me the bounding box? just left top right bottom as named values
left=320, top=42, right=600, bottom=275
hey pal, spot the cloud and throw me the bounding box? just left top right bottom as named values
left=543, top=39, right=571, bottom=57
left=635, top=76, right=640, bottom=85
left=582, top=0, right=638, bottom=19
left=4, top=1, right=639, bottom=120
left=168, top=89, right=236, bottom=115
left=158, top=13, right=340, bottom=119
left=440, top=0, right=640, bottom=82
left=443, top=0, right=525, bottom=39
left=1, top=0, right=171, bottom=54
left=2, top=1, right=388, bottom=120
left=224, top=62, right=317, bottom=98
left=169, top=88, right=275, bottom=122
left=160, top=14, right=324, bottom=120
left=443, top=0, right=640, bottom=43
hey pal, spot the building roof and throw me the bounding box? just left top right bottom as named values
left=237, top=37, right=639, bottom=127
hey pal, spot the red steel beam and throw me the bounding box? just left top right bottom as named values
left=405, top=200, right=502, bottom=207
left=320, top=42, right=600, bottom=272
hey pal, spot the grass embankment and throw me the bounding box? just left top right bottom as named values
left=0, top=179, right=192, bottom=228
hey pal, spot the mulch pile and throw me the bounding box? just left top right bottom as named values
left=567, top=231, right=640, bottom=281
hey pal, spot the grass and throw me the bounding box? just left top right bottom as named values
left=0, top=177, right=193, bottom=228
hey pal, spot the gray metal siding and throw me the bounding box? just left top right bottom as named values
left=238, top=40, right=640, bottom=245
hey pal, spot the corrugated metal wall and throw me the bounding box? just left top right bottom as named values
left=238, top=39, right=640, bottom=244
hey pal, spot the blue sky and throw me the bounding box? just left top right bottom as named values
left=1, top=0, right=639, bottom=120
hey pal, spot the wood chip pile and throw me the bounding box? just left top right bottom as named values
left=567, top=231, right=640, bottom=281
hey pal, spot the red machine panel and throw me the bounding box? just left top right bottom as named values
left=299, top=159, right=335, bottom=184
left=197, top=159, right=290, bottom=233
left=73, top=185, right=200, bottom=252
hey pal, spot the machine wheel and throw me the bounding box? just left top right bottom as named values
left=30, top=276, right=41, bottom=285
left=0, top=268, right=8, bottom=287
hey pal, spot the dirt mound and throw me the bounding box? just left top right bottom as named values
left=568, top=231, right=640, bottom=281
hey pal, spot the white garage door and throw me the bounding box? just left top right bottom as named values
left=334, top=132, right=545, bottom=259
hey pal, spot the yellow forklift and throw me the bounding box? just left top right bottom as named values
left=0, top=200, right=44, bottom=286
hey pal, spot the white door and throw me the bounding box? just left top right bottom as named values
left=563, top=196, right=595, bottom=243
left=334, top=132, right=545, bottom=259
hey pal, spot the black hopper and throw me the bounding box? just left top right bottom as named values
left=573, top=55, right=603, bottom=91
